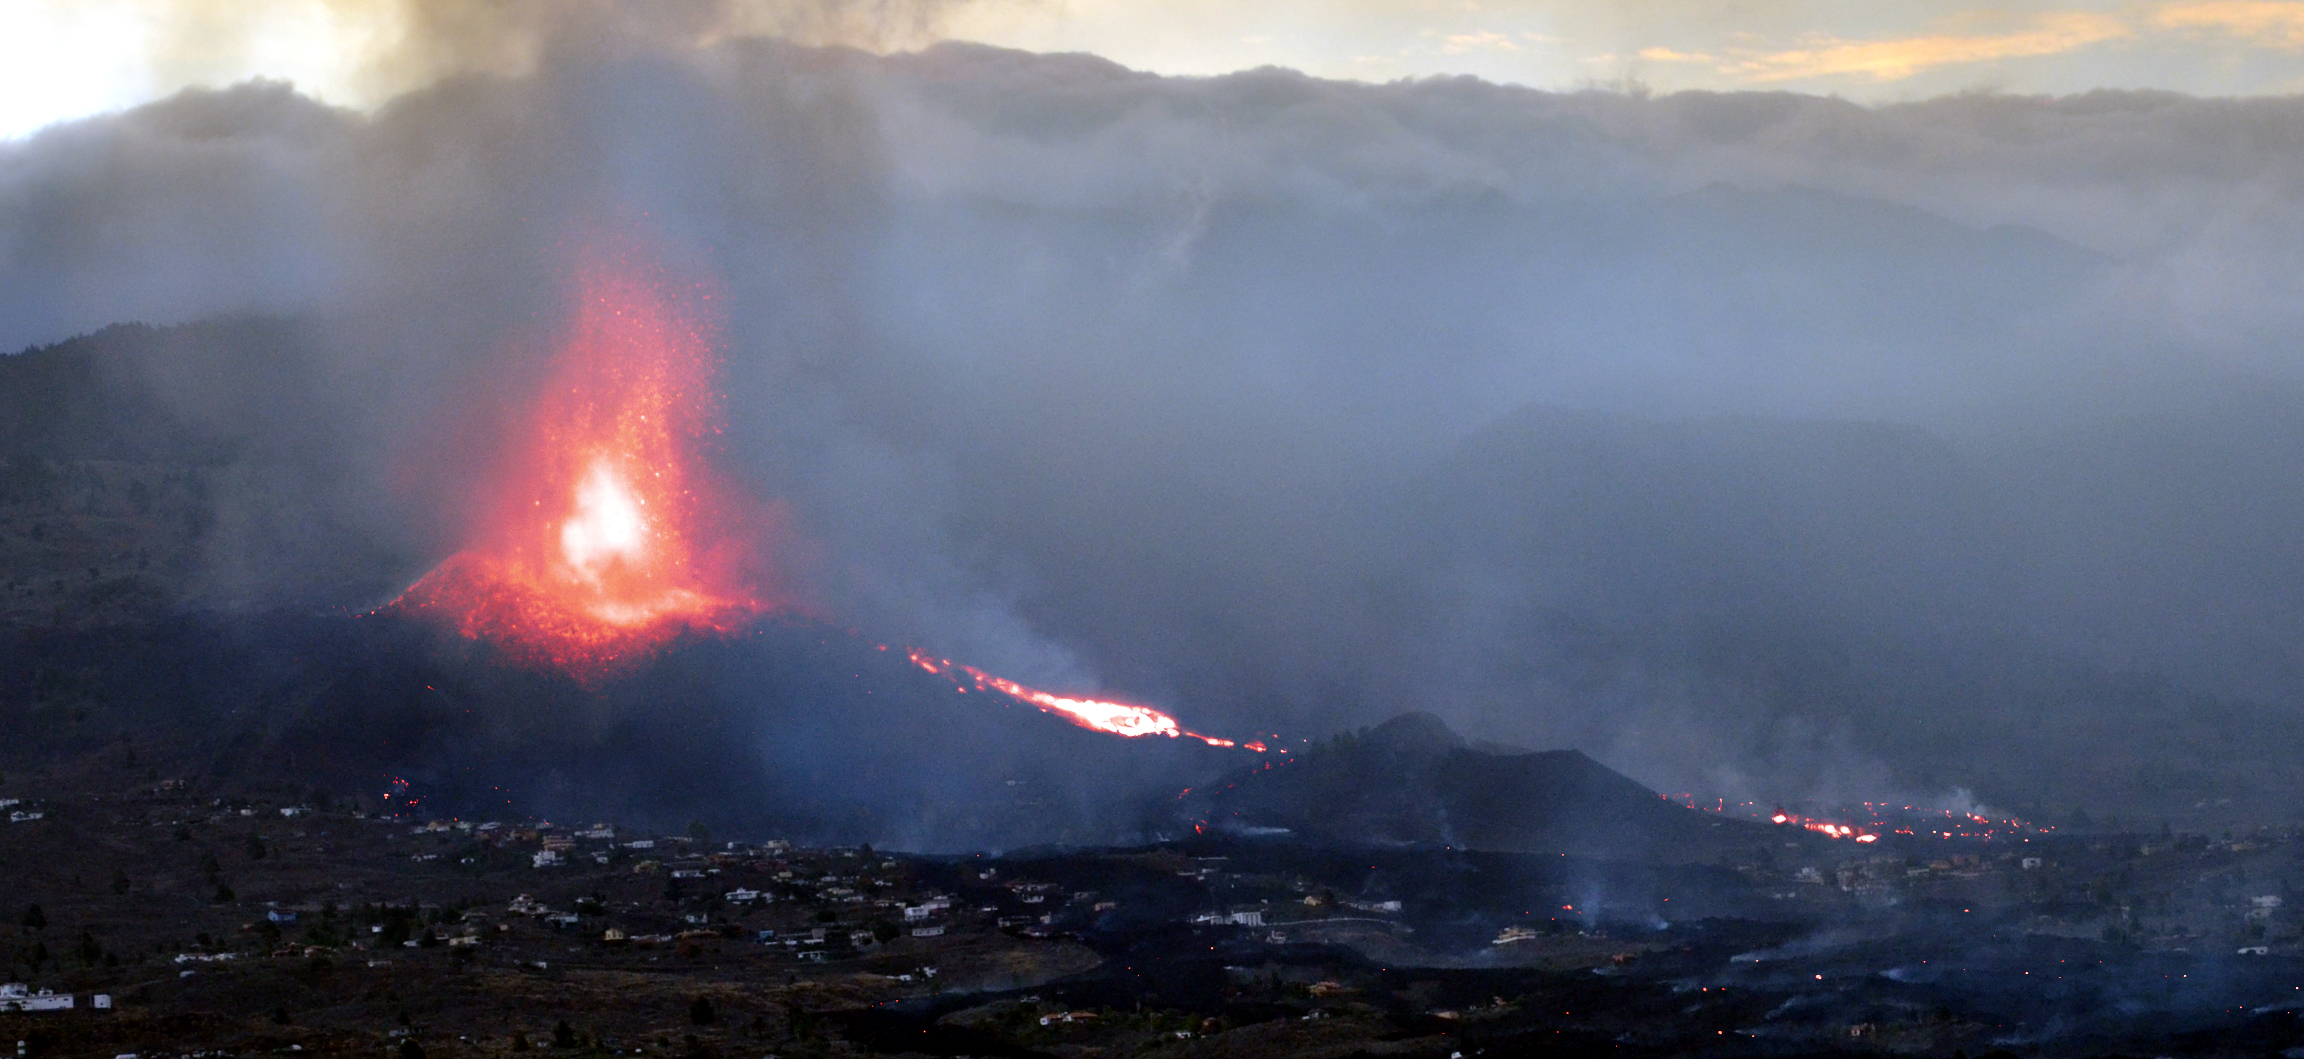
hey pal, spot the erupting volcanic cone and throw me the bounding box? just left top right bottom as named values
left=387, top=238, right=1268, bottom=751
left=388, top=250, right=786, bottom=679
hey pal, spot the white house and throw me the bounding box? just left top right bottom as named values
left=0, top=984, right=73, bottom=1012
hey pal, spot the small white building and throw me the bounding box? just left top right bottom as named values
left=532, top=850, right=563, bottom=868
left=910, top=925, right=945, bottom=938
left=0, top=984, right=73, bottom=1012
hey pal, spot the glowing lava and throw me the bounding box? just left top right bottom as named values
left=904, top=648, right=1266, bottom=750
left=387, top=254, right=780, bottom=678
left=383, top=242, right=1265, bottom=749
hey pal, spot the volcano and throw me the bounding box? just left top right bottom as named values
left=0, top=274, right=1271, bottom=850
left=385, top=250, right=786, bottom=680
left=1187, top=713, right=1777, bottom=859
left=0, top=610, right=1257, bottom=851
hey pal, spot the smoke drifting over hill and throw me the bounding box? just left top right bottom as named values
left=6, top=26, right=2304, bottom=821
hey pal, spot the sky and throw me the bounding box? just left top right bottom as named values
left=3, top=0, right=2302, bottom=140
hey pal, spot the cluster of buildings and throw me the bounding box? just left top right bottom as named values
left=0, top=984, right=110, bottom=1014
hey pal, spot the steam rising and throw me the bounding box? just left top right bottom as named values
left=6, top=23, right=2304, bottom=818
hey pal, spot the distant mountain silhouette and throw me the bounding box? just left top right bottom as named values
left=1188, top=713, right=1773, bottom=860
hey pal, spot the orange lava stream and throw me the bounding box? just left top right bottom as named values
left=387, top=255, right=776, bottom=679
left=904, top=648, right=1265, bottom=750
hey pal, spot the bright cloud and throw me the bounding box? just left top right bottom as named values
left=2154, top=1, right=2304, bottom=46
left=1726, top=12, right=2135, bottom=83
left=1637, top=46, right=1716, bottom=63
left=1438, top=29, right=1521, bottom=54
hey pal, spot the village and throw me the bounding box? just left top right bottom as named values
left=9, top=766, right=2304, bottom=1058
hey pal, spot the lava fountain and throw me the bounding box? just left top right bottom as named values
left=387, top=253, right=780, bottom=678
left=387, top=245, right=1264, bottom=749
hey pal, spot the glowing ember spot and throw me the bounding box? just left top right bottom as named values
left=386, top=248, right=787, bottom=679
left=903, top=647, right=1258, bottom=749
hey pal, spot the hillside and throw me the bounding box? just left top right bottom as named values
left=0, top=611, right=1253, bottom=852
left=0, top=320, right=430, bottom=625
left=1187, top=713, right=1777, bottom=860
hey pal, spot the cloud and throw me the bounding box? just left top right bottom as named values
left=0, top=0, right=971, bottom=131
left=2153, top=0, right=2304, bottom=46
left=1635, top=46, right=1715, bottom=63
left=1437, top=29, right=1521, bottom=54
left=1726, top=11, right=2134, bottom=83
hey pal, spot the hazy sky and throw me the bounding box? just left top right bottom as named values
left=5, top=0, right=2302, bottom=140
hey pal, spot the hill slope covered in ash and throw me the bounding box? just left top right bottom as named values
left=0, top=611, right=1251, bottom=852
left=0, top=319, right=433, bottom=624
left=1186, top=713, right=1772, bottom=859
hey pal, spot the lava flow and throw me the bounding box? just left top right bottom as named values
left=387, top=255, right=778, bottom=678
left=385, top=246, right=1266, bottom=748
left=903, top=647, right=1268, bottom=750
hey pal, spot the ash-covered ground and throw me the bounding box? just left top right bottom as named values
left=9, top=715, right=2304, bottom=1059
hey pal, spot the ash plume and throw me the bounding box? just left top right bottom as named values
left=5, top=29, right=2304, bottom=824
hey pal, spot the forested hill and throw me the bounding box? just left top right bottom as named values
left=0, top=321, right=422, bottom=624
